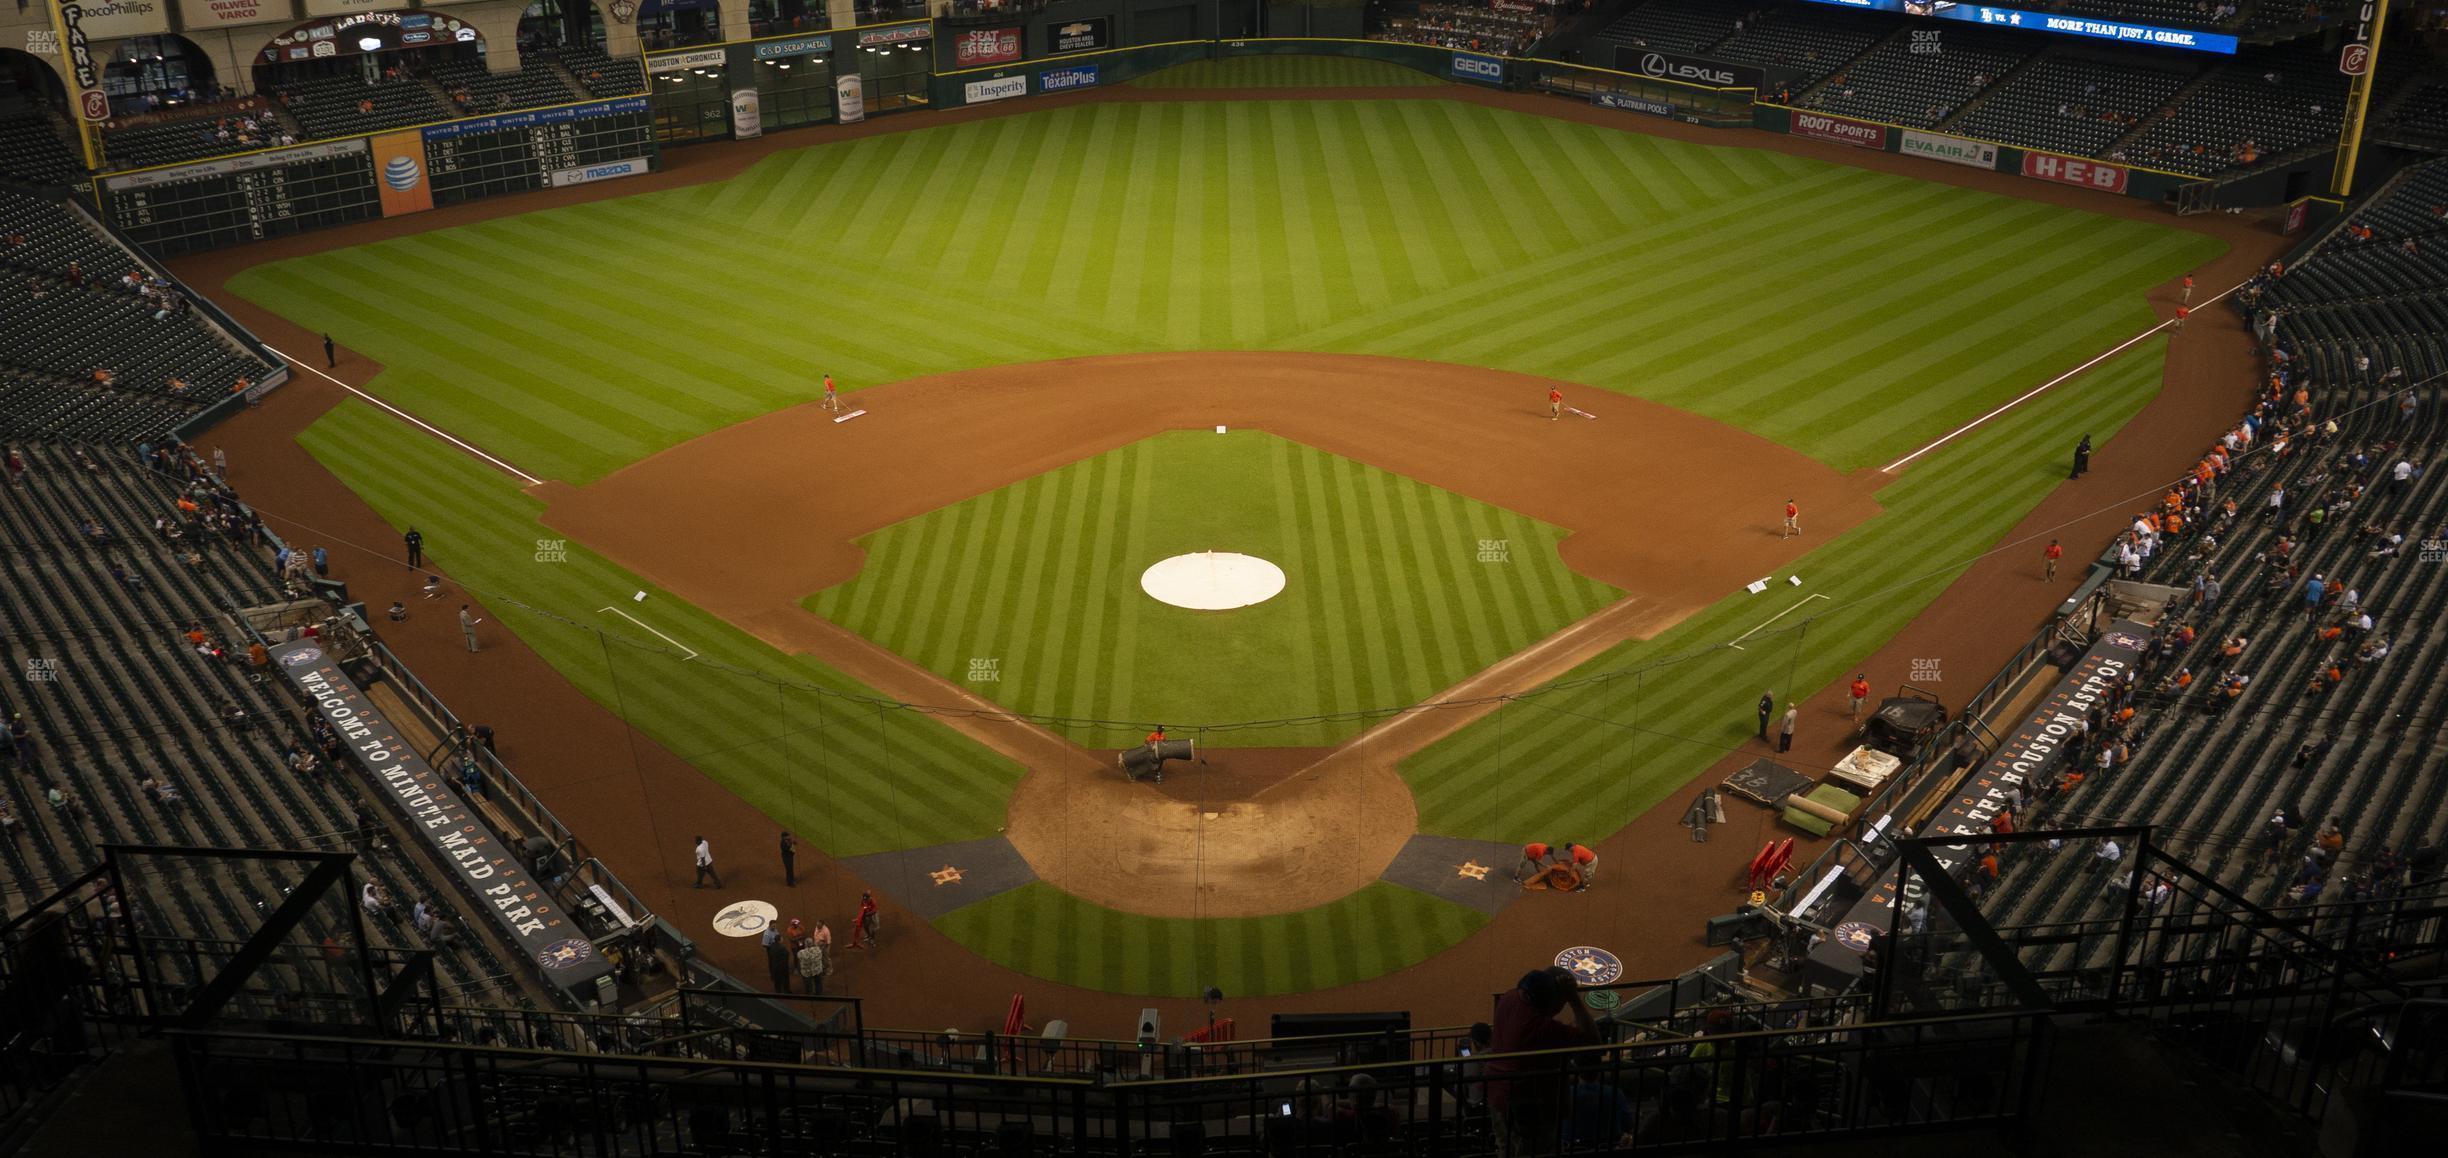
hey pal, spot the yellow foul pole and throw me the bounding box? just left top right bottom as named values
left=43, top=0, right=107, bottom=174
left=2329, top=0, right=2392, bottom=199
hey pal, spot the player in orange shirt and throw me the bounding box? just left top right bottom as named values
left=1548, top=387, right=1562, bottom=421
left=2044, top=539, right=2063, bottom=580
left=821, top=373, right=840, bottom=412
left=1781, top=499, right=1799, bottom=539
left=1848, top=674, right=1871, bottom=719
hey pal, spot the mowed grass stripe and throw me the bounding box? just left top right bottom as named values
left=1406, top=342, right=2171, bottom=841
left=298, top=401, right=1023, bottom=856
left=244, top=102, right=2218, bottom=487
left=808, top=433, right=1616, bottom=744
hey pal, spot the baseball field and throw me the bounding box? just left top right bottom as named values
left=225, top=57, right=2225, bottom=998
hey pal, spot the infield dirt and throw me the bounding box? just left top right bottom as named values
left=175, top=78, right=2284, bottom=1032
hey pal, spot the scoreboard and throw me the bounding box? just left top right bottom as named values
left=102, top=139, right=382, bottom=257
left=421, top=98, right=656, bottom=205
left=100, top=98, right=656, bottom=255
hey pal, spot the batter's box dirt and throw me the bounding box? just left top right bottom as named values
left=844, top=836, right=1038, bottom=921
left=1379, top=835, right=1534, bottom=917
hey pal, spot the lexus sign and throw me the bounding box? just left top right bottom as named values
left=1614, top=46, right=1761, bottom=90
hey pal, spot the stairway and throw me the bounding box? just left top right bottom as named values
left=1937, top=44, right=2056, bottom=132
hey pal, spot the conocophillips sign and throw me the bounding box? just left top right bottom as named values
left=1899, top=129, right=1997, bottom=170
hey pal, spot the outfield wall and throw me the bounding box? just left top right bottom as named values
left=1750, top=104, right=2202, bottom=207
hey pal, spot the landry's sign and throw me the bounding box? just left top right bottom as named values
left=857, top=21, right=931, bottom=47
left=275, top=646, right=614, bottom=998
left=1804, top=621, right=2152, bottom=989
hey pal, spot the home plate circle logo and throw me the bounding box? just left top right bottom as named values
left=711, top=900, right=778, bottom=938
left=1555, top=946, right=1622, bottom=985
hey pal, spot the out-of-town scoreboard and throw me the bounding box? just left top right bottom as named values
left=100, top=98, right=654, bottom=256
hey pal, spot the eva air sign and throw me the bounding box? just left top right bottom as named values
left=1449, top=54, right=1503, bottom=85
left=1900, top=130, right=1998, bottom=170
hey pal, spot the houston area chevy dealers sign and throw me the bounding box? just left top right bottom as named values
left=1791, top=111, right=1887, bottom=150
left=2021, top=152, right=2129, bottom=194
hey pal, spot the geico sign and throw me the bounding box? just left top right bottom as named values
left=1450, top=54, right=1502, bottom=81
left=1641, top=52, right=1734, bottom=87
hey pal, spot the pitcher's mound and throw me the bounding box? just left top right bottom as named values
left=1140, top=551, right=1286, bottom=610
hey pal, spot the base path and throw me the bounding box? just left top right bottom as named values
left=537, top=351, right=1885, bottom=917
left=171, top=77, right=2284, bottom=1031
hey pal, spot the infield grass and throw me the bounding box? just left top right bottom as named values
left=261, top=93, right=2223, bottom=995
left=806, top=430, right=1619, bottom=747
left=298, top=400, right=1026, bottom=859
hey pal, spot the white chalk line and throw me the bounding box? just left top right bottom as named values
left=264, top=345, right=544, bottom=486
left=1881, top=279, right=2246, bottom=475
left=596, top=606, right=699, bottom=660
left=1729, top=592, right=1829, bottom=651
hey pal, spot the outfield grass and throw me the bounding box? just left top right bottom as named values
left=807, top=431, right=1618, bottom=746
left=233, top=100, right=2221, bottom=485
left=1402, top=343, right=2174, bottom=844
left=934, top=882, right=1485, bottom=997
left=298, top=400, right=1026, bottom=859
left=1128, top=55, right=1445, bottom=90
left=262, top=96, right=2224, bottom=994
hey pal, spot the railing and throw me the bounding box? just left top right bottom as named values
left=1785, top=591, right=2091, bottom=928
left=359, top=638, right=655, bottom=944
left=166, top=1005, right=2054, bottom=1155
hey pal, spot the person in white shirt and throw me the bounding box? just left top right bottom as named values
left=693, top=836, right=724, bottom=889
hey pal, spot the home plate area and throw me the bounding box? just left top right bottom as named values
left=844, top=836, right=1038, bottom=921
left=1376, top=835, right=1529, bottom=916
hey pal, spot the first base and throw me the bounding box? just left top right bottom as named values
left=834, top=408, right=868, bottom=424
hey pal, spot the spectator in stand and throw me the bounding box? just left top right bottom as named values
left=1487, top=967, right=1597, bottom=1152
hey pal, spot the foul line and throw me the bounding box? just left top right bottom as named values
left=1881, top=278, right=2246, bottom=475
left=1728, top=592, right=1829, bottom=651
left=264, top=344, right=544, bottom=486
left=596, top=606, right=699, bottom=660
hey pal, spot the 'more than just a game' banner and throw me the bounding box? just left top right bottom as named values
left=274, top=645, right=615, bottom=1000
left=1791, top=0, right=2237, bottom=54
left=1790, top=110, right=1889, bottom=150
left=1803, top=621, right=2152, bottom=990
